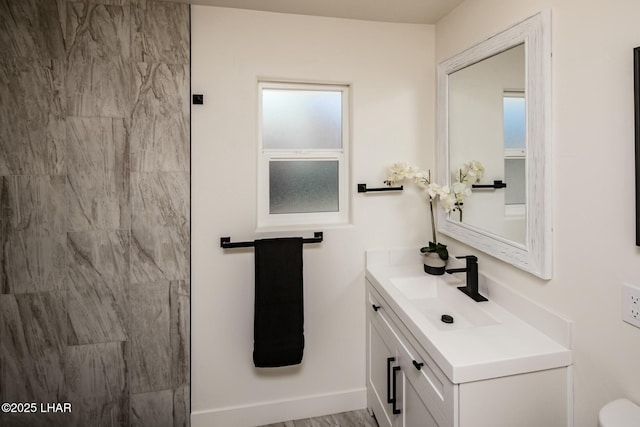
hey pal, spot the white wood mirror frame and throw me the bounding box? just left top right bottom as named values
left=437, top=10, right=552, bottom=279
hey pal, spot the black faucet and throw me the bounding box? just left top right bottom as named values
left=445, top=255, right=488, bottom=302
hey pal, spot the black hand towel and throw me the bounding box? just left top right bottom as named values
left=253, top=237, right=304, bottom=367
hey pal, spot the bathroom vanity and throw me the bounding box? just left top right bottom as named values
left=365, top=249, right=572, bottom=427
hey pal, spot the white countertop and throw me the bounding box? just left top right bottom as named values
left=366, top=250, right=573, bottom=384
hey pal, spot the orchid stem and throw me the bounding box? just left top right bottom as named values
left=429, top=199, right=437, bottom=244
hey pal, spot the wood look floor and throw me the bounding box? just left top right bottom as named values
left=259, top=410, right=379, bottom=427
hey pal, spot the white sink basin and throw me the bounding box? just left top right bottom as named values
left=390, top=276, right=499, bottom=330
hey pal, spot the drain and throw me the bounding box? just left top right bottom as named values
left=441, top=314, right=454, bottom=324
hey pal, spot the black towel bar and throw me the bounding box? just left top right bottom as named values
left=472, top=180, right=507, bottom=190
left=358, top=183, right=403, bottom=193
left=220, top=232, right=323, bottom=249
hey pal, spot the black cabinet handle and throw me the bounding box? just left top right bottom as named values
left=372, top=304, right=381, bottom=312
left=412, top=360, right=424, bottom=371
left=392, top=366, right=401, bottom=414
left=386, top=357, right=395, bottom=403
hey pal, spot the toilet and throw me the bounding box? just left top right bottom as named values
left=599, top=399, right=640, bottom=427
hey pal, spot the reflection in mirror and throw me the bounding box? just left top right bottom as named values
left=437, top=11, right=552, bottom=278
left=448, top=44, right=526, bottom=244
left=503, top=91, right=526, bottom=237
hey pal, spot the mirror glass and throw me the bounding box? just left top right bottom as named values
left=448, top=44, right=526, bottom=244
left=437, top=11, right=552, bottom=279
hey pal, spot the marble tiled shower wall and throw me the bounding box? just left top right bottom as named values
left=0, top=1, right=190, bottom=426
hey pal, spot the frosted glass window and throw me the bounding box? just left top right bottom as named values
left=269, top=161, right=339, bottom=214
left=257, top=81, right=349, bottom=228
left=262, top=89, right=343, bottom=150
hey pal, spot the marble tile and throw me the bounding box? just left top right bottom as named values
left=0, top=59, right=66, bottom=175
left=66, top=116, right=130, bottom=231
left=129, top=280, right=171, bottom=393
left=0, top=411, right=73, bottom=427
left=131, top=172, right=189, bottom=230
left=0, top=0, right=66, bottom=60
left=130, top=113, right=189, bottom=173
left=3, top=232, right=67, bottom=294
left=2, top=174, right=66, bottom=294
left=67, top=230, right=129, bottom=345
left=131, top=0, right=189, bottom=64
left=66, top=1, right=131, bottom=61
left=132, top=62, right=189, bottom=117
left=66, top=57, right=131, bottom=118
left=173, top=386, right=190, bottom=427
left=130, top=61, right=189, bottom=173
left=130, top=389, right=173, bottom=427
left=0, top=293, right=66, bottom=404
left=63, top=342, right=129, bottom=427
left=170, top=280, right=189, bottom=388
left=2, top=175, right=66, bottom=234
left=130, top=222, right=189, bottom=284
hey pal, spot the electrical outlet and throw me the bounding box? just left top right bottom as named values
left=622, top=283, right=640, bottom=328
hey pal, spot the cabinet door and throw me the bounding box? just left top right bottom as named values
left=368, top=311, right=396, bottom=427
left=398, top=356, right=440, bottom=427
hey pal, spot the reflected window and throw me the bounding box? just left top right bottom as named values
left=503, top=92, right=526, bottom=149
left=503, top=91, right=526, bottom=212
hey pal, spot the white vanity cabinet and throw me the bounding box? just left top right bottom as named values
left=367, top=284, right=455, bottom=427
left=366, top=280, right=570, bottom=427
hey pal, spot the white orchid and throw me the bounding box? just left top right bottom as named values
left=457, top=160, right=485, bottom=186
left=438, top=190, right=457, bottom=213
left=384, top=160, right=484, bottom=253
left=385, top=162, right=421, bottom=185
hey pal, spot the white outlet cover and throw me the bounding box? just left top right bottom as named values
left=622, top=282, right=640, bottom=328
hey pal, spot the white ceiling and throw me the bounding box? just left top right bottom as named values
left=172, top=0, right=464, bottom=24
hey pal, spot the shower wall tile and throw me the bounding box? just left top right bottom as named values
left=67, top=230, right=129, bottom=345
left=130, top=389, right=173, bottom=427
left=132, top=62, right=189, bottom=117
left=130, top=223, right=189, bottom=284
left=131, top=172, right=189, bottom=229
left=1, top=0, right=190, bottom=424
left=1, top=175, right=66, bottom=294
left=130, top=62, right=189, bottom=172
left=0, top=59, right=66, bottom=175
left=3, top=232, right=67, bottom=294
left=64, top=342, right=129, bottom=427
left=129, top=280, right=171, bottom=393
left=173, top=386, right=190, bottom=427
left=2, top=175, right=66, bottom=234
left=130, top=114, right=189, bottom=172
left=66, top=117, right=130, bottom=231
left=170, top=280, right=189, bottom=388
left=66, top=2, right=131, bottom=62
left=0, top=293, right=66, bottom=404
left=66, top=57, right=131, bottom=118
left=0, top=0, right=66, bottom=60
left=1, top=410, right=73, bottom=427
left=131, top=0, right=189, bottom=64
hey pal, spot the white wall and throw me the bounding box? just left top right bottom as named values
left=190, top=6, right=435, bottom=426
left=437, top=1, right=640, bottom=426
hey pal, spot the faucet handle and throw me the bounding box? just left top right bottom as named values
left=456, top=255, right=477, bottom=263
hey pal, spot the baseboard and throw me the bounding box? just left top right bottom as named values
left=191, top=387, right=367, bottom=427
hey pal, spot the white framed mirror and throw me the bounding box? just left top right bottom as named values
left=436, top=10, right=552, bottom=279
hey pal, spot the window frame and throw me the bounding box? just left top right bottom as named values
left=257, top=81, right=350, bottom=229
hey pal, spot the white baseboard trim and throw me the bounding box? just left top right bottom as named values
left=191, top=387, right=367, bottom=427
